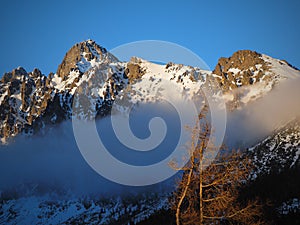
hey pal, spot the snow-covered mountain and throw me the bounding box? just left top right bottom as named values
left=1, top=40, right=299, bottom=144
left=0, top=40, right=122, bottom=143
left=1, top=40, right=300, bottom=224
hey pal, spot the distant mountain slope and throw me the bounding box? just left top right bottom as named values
left=249, top=118, right=300, bottom=176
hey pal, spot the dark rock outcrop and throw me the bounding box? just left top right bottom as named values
left=213, top=50, right=270, bottom=91
left=56, top=40, right=117, bottom=81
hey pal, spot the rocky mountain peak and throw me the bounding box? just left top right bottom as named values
left=1, top=67, right=28, bottom=83
left=215, top=50, right=265, bottom=72
left=207, top=49, right=300, bottom=111
left=56, top=39, right=118, bottom=81
left=212, top=50, right=271, bottom=91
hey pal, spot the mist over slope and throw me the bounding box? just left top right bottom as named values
left=225, top=78, right=300, bottom=148
left=0, top=104, right=180, bottom=196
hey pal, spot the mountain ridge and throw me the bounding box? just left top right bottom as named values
left=0, top=40, right=299, bottom=143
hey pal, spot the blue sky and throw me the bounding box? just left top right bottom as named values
left=0, top=0, right=299, bottom=75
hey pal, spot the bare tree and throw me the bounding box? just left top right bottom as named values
left=170, top=110, right=265, bottom=225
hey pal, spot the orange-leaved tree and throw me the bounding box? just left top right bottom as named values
left=170, top=108, right=265, bottom=225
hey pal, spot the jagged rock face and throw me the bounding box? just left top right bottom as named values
left=0, top=67, right=54, bottom=142
left=0, top=65, right=80, bottom=143
left=213, top=50, right=270, bottom=91
left=73, top=63, right=127, bottom=119
left=56, top=39, right=118, bottom=81
left=124, top=57, right=146, bottom=83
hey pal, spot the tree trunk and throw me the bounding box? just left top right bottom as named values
left=199, top=153, right=203, bottom=225
left=176, top=167, right=193, bottom=225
